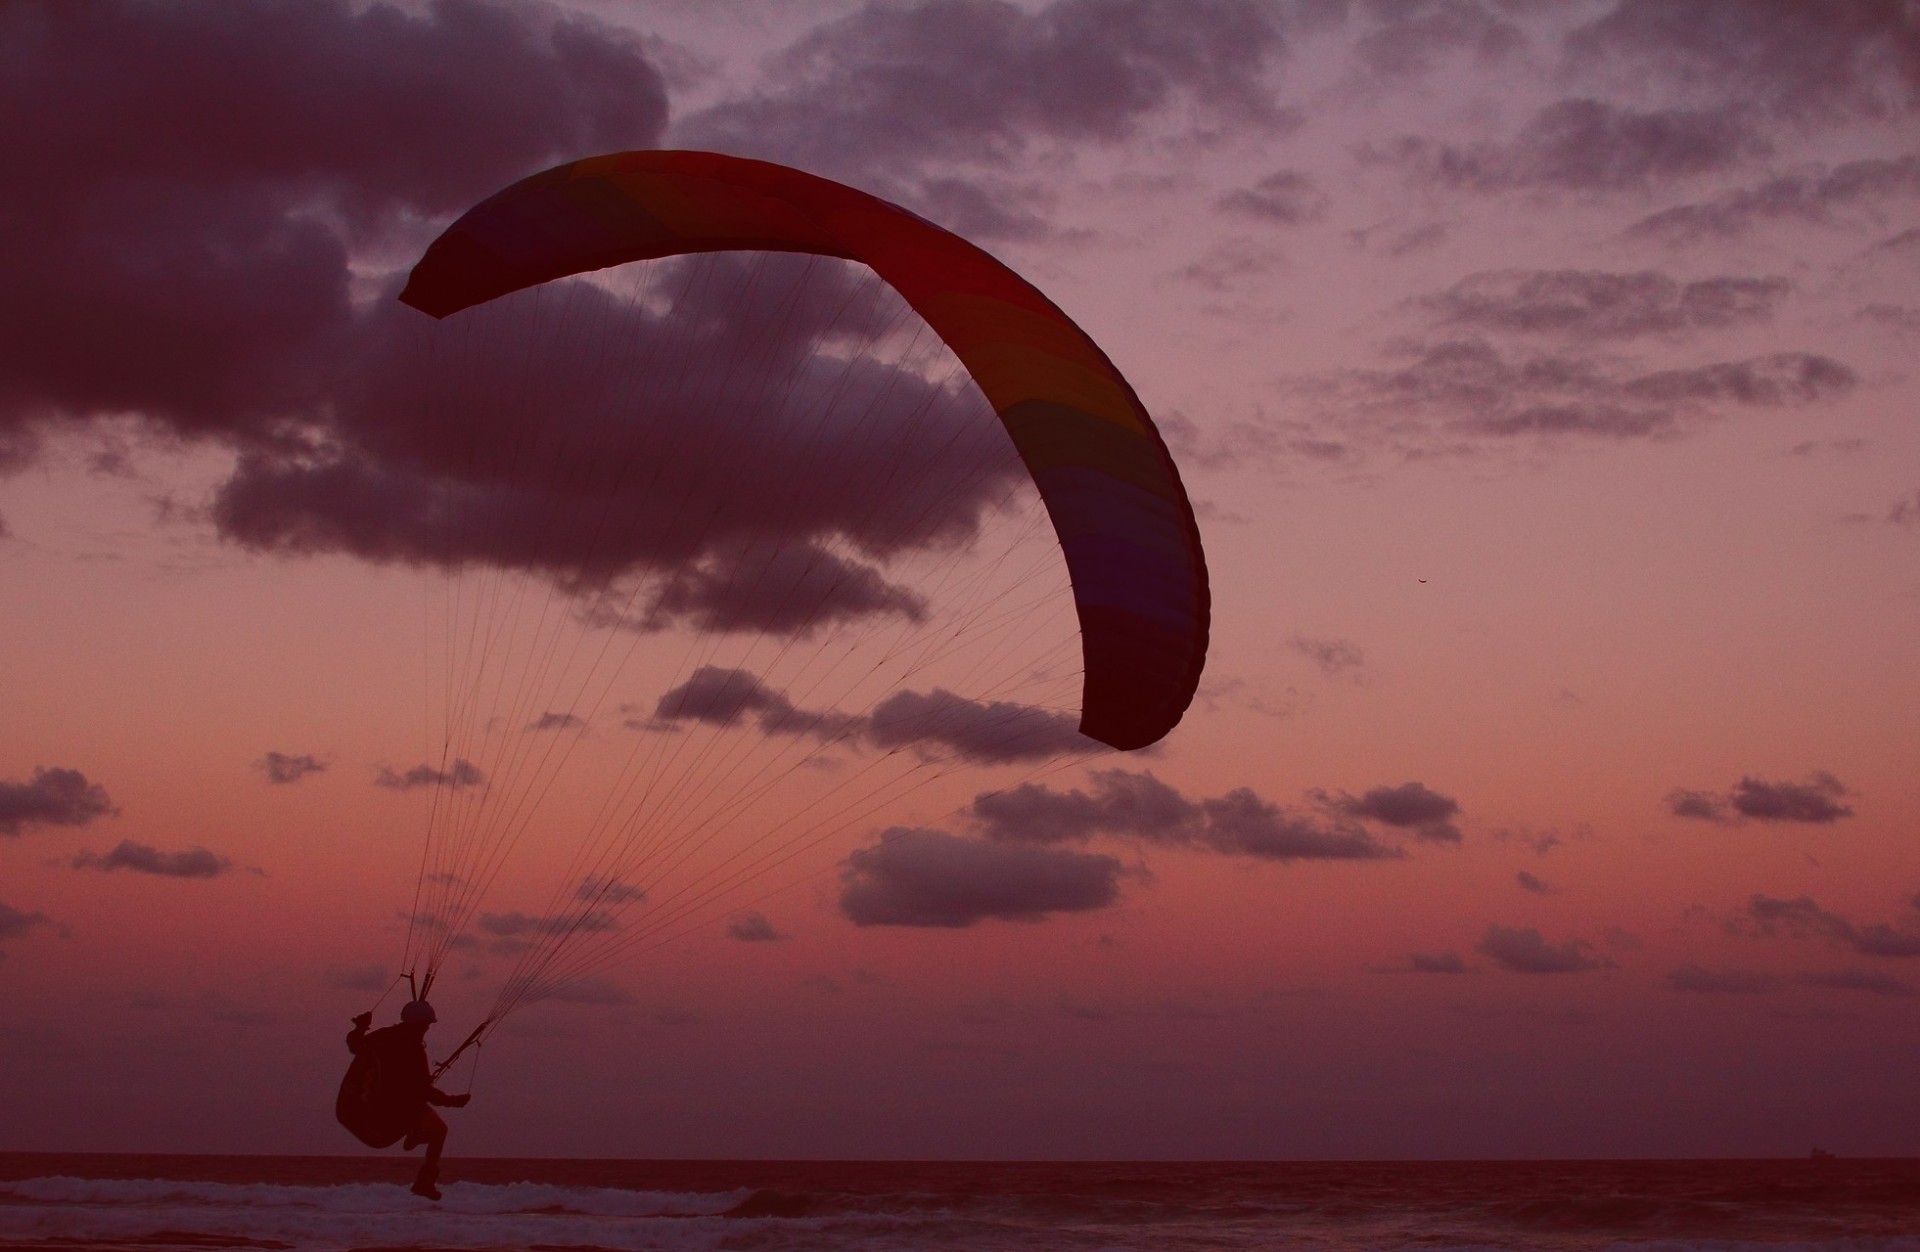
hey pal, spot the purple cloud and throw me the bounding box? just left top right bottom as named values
left=375, top=760, right=484, bottom=792
left=727, top=913, right=786, bottom=942
left=839, top=827, right=1125, bottom=927
left=1421, top=270, right=1790, bottom=339
left=255, top=752, right=325, bottom=785
left=1325, top=781, right=1461, bottom=843
left=1627, top=155, right=1920, bottom=245
left=1477, top=924, right=1607, bottom=974
left=1371, top=98, right=1763, bottom=194
left=0, top=767, right=115, bottom=836
left=1407, top=951, right=1467, bottom=974
left=70, top=841, right=230, bottom=879
left=972, top=769, right=1403, bottom=862
left=0, top=901, right=54, bottom=944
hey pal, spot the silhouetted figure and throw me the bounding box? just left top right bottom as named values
left=338, top=1000, right=470, bottom=1201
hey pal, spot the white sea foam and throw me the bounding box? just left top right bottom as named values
left=0, top=1175, right=754, bottom=1251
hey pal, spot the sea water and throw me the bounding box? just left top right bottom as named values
left=1, top=1154, right=1915, bottom=1251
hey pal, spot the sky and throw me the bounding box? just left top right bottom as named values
left=2, top=0, right=1917, bottom=1161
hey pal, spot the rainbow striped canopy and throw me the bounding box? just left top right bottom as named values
left=400, top=150, right=1208, bottom=751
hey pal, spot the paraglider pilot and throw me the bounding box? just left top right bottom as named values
left=339, top=1000, right=470, bottom=1201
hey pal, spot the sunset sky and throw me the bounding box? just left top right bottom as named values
left=2, top=0, right=1917, bottom=1161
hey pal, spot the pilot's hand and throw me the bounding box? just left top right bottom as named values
left=351, top=1012, right=373, bottom=1029
left=447, top=1093, right=472, bottom=1108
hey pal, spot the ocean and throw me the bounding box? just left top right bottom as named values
left=1, top=1154, right=1914, bottom=1251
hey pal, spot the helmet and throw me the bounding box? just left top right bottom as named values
left=400, top=999, right=437, bottom=1026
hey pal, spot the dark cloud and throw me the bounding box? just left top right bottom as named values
left=865, top=689, right=1092, bottom=763
left=0, top=0, right=666, bottom=445
left=576, top=875, right=645, bottom=905
left=1734, top=894, right=1920, bottom=959
left=727, top=912, right=785, bottom=942
left=70, top=841, right=230, bottom=878
left=1421, top=271, right=1790, bottom=339
left=972, top=769, right=1402, bottom=861
left=1325, top=781, right=1461, bottom=843
left=1676, top=772, right=1854, bottom=824
left=1799, top=968, right=1916, bottom=998
left=528, top=712, right=585, bottom=732
left=647, top=668, right=1085, bottom=764
left=1477, top=924, right=1608, bottom=974
left=974, top=769, right=1198, bottom=845
left=5, top=4, right=1024, bottom=648
left=1626, top=156, right=1920, bottom=244
left=1886, top=492, right=1920, bottom=525
left=1371, top=98, right=1762, bottom=194
left=1217, top=170, right=1329, bottom=224
left=1567, top=0, right=1920, bottom=123
left=1289, top=635, right=1366, bottom=680
left=1342, top=339, right=1856, bottom=443
left=374, top=760, right=484, bottom=792
left=1202, top=788, right=1401, bottom=860
left=1666, top=788, right=1731, bottom=822
left=676, top=0, right=1295, bottom=233
left=0, top=901, right=53, bottom=944
left=1516, top=871, right=1552, bottom=895
left=1666, top=964, right=1783, bottom=994
left=839, top=827, right=1124, bottom=927
left=1730, top=773, right=1853, bottom=823
left=213, top=255, right=1016, bottom=636
left=1352, top=0, right=1523, bottom=80
left=0, top=767, right=115, bottom=836
left=255, top=751, right=326, bottom=785
left=1408, top=951, right=1467, bottom=974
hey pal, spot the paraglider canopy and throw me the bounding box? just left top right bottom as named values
left=400, top=150, right=1209, bottom=751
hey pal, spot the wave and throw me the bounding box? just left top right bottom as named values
left=7, top=1169, right=1920, bottom=1252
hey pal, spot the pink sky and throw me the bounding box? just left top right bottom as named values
left=2, top=0, right=1917, bottom=1160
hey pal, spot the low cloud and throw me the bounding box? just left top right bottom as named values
left=528, top=712, right=585, bottom=732
left=972, top=769, right=1405, bottom=862
left=1289, top=635, right=1366, bottom=681
left=1732, top=894, right=1920, bottom=959
left=375, top=759, right=484, bottom=792
left=256, top=751, right=325, bottom=785
left=0, top=767, right=115, bottom=836
left=0, top=901, right=54, bottom=944
left=648, top=667, right=1091, bottom=765
left=1567, top=0, right=1920, bottom=124
left=1667, top=964, right=1784, bottom=994
left=839, top=827, right=1124, bottom=927
left=1799, top=968, right=1915, bottom=998
left=1477, top=924, right=1608, bottom=974
left=1516, top=871, right=1553, bottom=895
left=1407, top=952, right=1467, bottom=974
left=1670, top=772, right=1853, bottom=825
left=1217, top=170, right=1328, bottom=225
left=1336, top=339, right=1855, bottom=446
left=1421, top=270, right=1789, bottom=339
left=865, top=689, right=1091, bottom=763
left=1324, top=781, right=1461, bottom=843
left=1352, top=0, right=1522, bottom=81
left=1627, top=155, right=1920, bottom=245
left=70, top=840, right=230, bottom=879
left=727, top=912, right=785, bottom=942
left=1370, top=98, right=1762, bottom=194
left=576, top=875, right=645, bottom=905
left=676, top=0, right=1294, bottom=236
